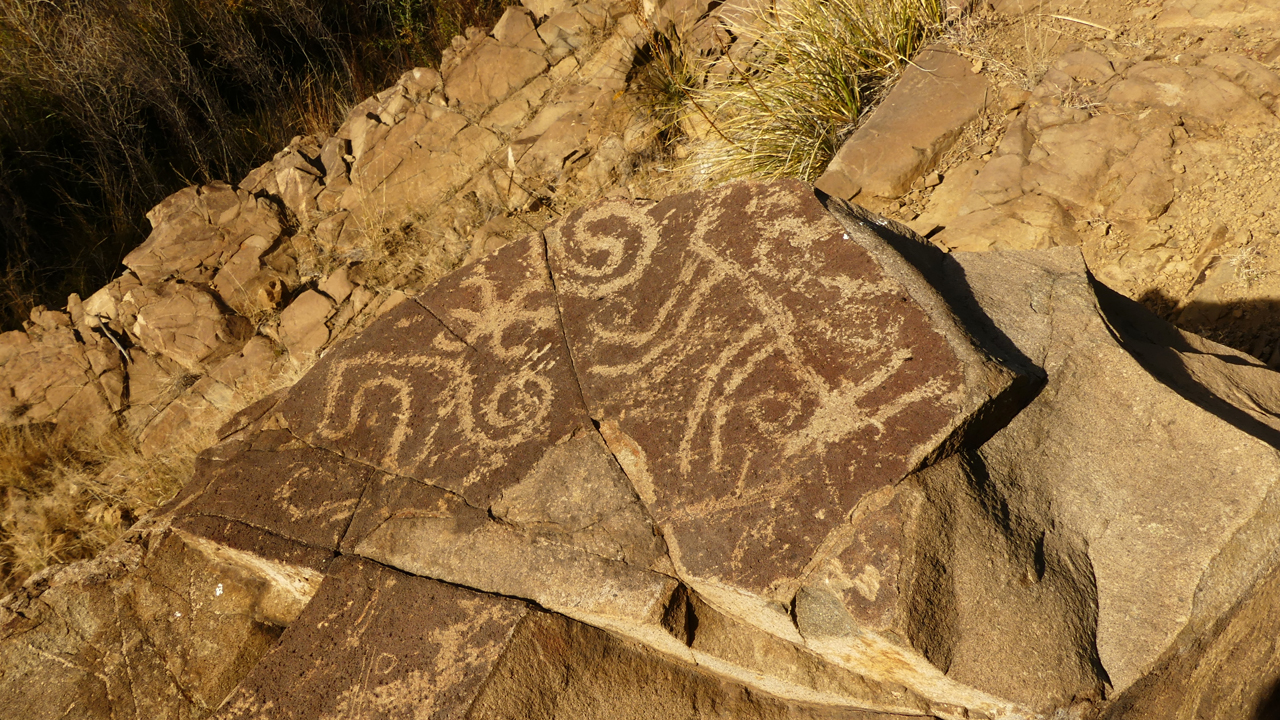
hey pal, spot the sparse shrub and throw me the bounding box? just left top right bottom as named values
left=0, top=352, right=316, bottom=595
left=689, top=0, right=945, bottom=181
left=628, top=29, right=708, bottom=152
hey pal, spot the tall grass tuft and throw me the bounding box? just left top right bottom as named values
left=0, top=354, right=317, bottom=596
left=691, top=0, right=945, bottom=182
left=629, top=29, right=707, bottom=152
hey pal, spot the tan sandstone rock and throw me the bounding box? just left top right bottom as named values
left=817, top=45, right=991, bottom=201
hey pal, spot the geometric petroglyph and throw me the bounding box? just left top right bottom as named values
left=279, top=235, right=592, bottom=509
left=160, top=179, right=1023, bottom=719
left=548, top=179, right=966, bottom=597
left=177, top=427, right=376, bottom=553
left=211, top=556, right=529, bottom=720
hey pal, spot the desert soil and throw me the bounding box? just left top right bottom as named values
left=882, top=0, right=1280, bottom=362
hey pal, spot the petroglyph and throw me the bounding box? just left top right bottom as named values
left=268, top=179, right=976, bottom=596
left=160, top=178, right=1043, bottom=719
left=280, top=235, right=591, bottom=507
left=547, top=179, right=966, bottom=596
left=214, top=557, right=527, bottom=720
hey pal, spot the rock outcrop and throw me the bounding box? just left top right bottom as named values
left=0, top=0, right=666, bottom=597
left=819, top=0, right=1280, bottom=365
left=0, top=0, right=650, bottom=457
left=5, top=177, right=1278, bottom=719
left=5, top=0, right=1280, bottom=716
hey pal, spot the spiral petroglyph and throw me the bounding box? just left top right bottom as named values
left=280, top=235, right=588, bottom=507
left=150, top=178, right=1081, bottom=720
left=275, top=179, right=974, bottom=592
left=548, top=179, right=967, bottom=594
left=546, top=198, right=663, bottom=297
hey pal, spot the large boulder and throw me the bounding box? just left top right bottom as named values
left=4, top=178, right=1280, bottom=719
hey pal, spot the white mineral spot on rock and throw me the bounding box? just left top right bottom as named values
left=852, top=565, right=881, bottom=602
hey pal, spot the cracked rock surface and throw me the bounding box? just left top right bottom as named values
left=6, top=177, right=1280, bottom=719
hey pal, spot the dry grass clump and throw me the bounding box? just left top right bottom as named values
left=689, top=0, right=945, bottom=182
left=0, top=424, right=203, bottom=595
left=356, top=212, right=472, bottom=291
left=0, top=349, right=318, bottom=596
left=628, top=29, right=707, bottom=153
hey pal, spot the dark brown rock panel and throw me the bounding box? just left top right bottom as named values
left=172, top=515, right=336, bottom=575
left=546, top=179, right=965, bottom=596
left=173, top=427, right=377, bottom=554
left=214, top=555, right=527, bottom=720
left=279, top=235, right=592, bottom=508
left=819, top=485, right=923, bottom=634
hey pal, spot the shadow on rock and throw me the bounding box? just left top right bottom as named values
left=1095, top=282, right=1280, bottom=449
left=1258, top=679, right=1280, bottom=720
left=1135, top=287, right=1280, bottom=368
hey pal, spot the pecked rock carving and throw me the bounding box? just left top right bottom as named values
left=5, top=177, right=1280, bottom=720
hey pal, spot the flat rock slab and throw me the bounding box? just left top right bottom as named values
left=0, top=528, right=309, bottom=719
left=445, top=39, right=548, bottom=111
left=173, top=427, right=377, bottom=554
left=156, top=178, right=1032, bottom=717
left=278, top=236, right=592, bottom=509
left=213, top=556, right=528, bottom=720
left=546, top=180, right=967, bottom=596
left=817, top=45, right=990, bottom=201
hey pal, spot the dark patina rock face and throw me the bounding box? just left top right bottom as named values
left=278, top=234, right=593, bottom=509
left=53, top=177, right=1280, bottom=720
left=213, top=556, right=530, bottom=720
left=127, top=178, right=1051, bottom=719
left=546, top=182, right=970, bottom=598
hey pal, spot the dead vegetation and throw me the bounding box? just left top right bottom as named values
left=0, top=424, right=196, bottom=594
left=0, top=347, right=317, bottom=595
left=624, top=0, right=945, bottom=184
left=0, top=0, right=514, bottom=332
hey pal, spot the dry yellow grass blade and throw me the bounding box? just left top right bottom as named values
left=688, top=0, right=946, bottom=182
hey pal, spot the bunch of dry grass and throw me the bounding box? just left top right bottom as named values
left=0, top=0, right=514, bottom=333
left=0, top=347, right=320, bottom=596
left=628, top=28, right=708, bottom=153
left=0, top=424, right=202, bottom=594
left=942, top=9, right=1059, bottom=92
left=688, top=0, right=945, bottom=182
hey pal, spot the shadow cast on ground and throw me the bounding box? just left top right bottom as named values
left=1135, top=288, right=1280, bottom=367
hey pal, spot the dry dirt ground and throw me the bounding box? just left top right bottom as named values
left=879, top=0, right=1280, bottom=362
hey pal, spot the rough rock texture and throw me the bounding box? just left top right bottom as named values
left=5, top=0, right=1280, bottom=717
left=0, top=0, right=648, bottom=456
left=0, top=0, right=661, bottom=599
left=959, top=250, right=1280, bottom=693
left=850, top=1, right=1280, bottom=369
left=213, top=556, right=529, bottom=720
left=921, top=47, right=1279, bottom=261
left=817, top=45, right=991, bottom=202
left=7, top=174, right=1280, bottom=719
left=0, top=517, right=317, bottom=719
